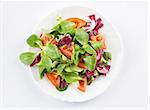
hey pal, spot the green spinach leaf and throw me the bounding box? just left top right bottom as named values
left=43, top=43, right=60, bottom=60
left=51, top=61, right=58, bottom=68
left=63, top=72, right=82, bottom=83
left=83, top=55, right=96, bottom=71
left=90, top=41, right=102, bottom=50
left=38, top=66, right=47, bottom=79
left=19, top=52, right=37, bottom=65
left=26, top=34, right=41, bottom=47
left=82, top=44, right=96, bottom=55
left=73, top=49, right=85, bottom=65
left=35, top=40, right=43, bottom=49
left=75, top=28, right=89, bottom=45
left=51, top=20, right=75, bottom=36
left=57, top=64, right=66, bottom=74
left=103, top=52, right=112, bottom=61
left=56, top=85, right=68, bottom=91
left=37, top=53, right=52, bottom=72
left=65, top=65, right=83, bottom=72
left=59, top=21, right=75, bottom=35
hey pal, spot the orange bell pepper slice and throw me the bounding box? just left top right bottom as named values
left=40, top=34, right=57, bottom=45
left=46, top=72, right=60, bottom=87
left=66, top=18, right=86, bottom=28
left=59, top=45, right=73, bottom=58
left=78, top=58, right=86, bottom=69
left=77, top=77, right=87, bottom=92
left=90, top=34, right=107, bottom=49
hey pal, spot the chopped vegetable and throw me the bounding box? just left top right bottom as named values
left=86, top=70, right=94, bottom=78
left=19, top=52, right=38, bottom=65
left=56, top=78, right=68, bottom=91
left=46, top=72, right=60, bottom=87
left=97, top=65, right=111, bottom=74
left=30, top=54, right=41, bottom=67
left=43, top=43, right=60, bottom=60
left=103, top=52, right=112, bottom=61
left=83, top=55, right=96, bottom=71
left=57, top=34, right=72, bottom=46
left=59, top=45, right=73, bottom=58
left=66, top=18, right=86, bottom=28
left=77, top=77, right=87, bottom=92
left=26, top=34, right=41, bottom=47
left=75, top=28, right=89, bottom=45
left=63, top=72, right=82, bottom=83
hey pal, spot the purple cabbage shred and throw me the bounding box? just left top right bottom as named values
left=57, top=35, right=72, bottom=46
left=96, top=49, right=104, bottom=65
left=88, top=14, right=96, bottom=22
left=87, top=14, right=104, bottom=36
left=30, top=54, right=41, bottom=67
left=60, top=78, right=68, bottom=89
left=86, top=70, right=95, bottom=78
left=97, top=65, right=111, bottom=74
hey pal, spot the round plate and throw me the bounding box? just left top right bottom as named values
left=30, top=6, right=123, bottom=102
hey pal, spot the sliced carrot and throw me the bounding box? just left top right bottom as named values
left=46, top=72, right=60, bottom=87
left=66, top=18, right=86, bottom=28
left=77, top=77, right=87, bottom=92
left=40, top=35, right=49, bottom=45
left=90, top=34, right=107, bottom=49
left=90, top=34, right=102, bottom=41
left=51, top=39, right=58, bottom=45
left=40, top=34, right=57, bottom=45
left=78, top=58, right=86, bottom=69
left=59, top=45, right=73, bottom=58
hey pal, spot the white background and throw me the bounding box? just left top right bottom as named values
left=0, top=1, right=148, bottom=110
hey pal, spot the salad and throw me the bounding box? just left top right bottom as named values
left=19, top=14, right=111, bottom=92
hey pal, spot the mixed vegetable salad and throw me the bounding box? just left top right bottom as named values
left=19, top=14, right=111, bottom=92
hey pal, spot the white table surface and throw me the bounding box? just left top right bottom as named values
left=0, top=1, right=148, bottom=110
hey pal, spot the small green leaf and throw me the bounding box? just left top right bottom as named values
left=65, top=65, right=83, bottom=72
left=73, top=49, right=85, bottom=65
left=19, top=52, right=37, bottom=65
left=103, top=52, right=112, bottom=61
left=26, top=34, right=40, bottom=47
left=90, top=41, right=102, bottom=50
left=83, top=55, right=96, bottom=71
left=74, top=51, right=80, bottom=65
left=75, top=28, right=89, bottom=45
left=74, top=44, right=81, bottom=51
left=63, top=72, right=82, bottom=83
left=100, top=56, right=108, bottom=64
left=35, top=40, right=43, bottom=49
left=43, top=43, right=60, bottom=60
left=87, top=76, right=94, bottom=85
left=37, top=53, right=52, bottom=71
left=62, top=55, right=68, bottom=61
left=51, top=20, right=75, bottom=36
left=94, top=70, right=99, bottom=76
left=50, top=31, right=60, bottom=37
left=38, top=66, right=47, bottom=79
left=59, top=21, right=75, bottom=35
left=56, top=85, right=68, bottom=91
left=51, top=61, right=58, bottom=68
left=51, top=25, right=60, bottom=32
left=83, top=44, right=96, bottom=55
left=57, top=64, right=66, bottom=74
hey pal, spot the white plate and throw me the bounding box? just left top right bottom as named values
left=30, top=6, right=123, bottom=102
